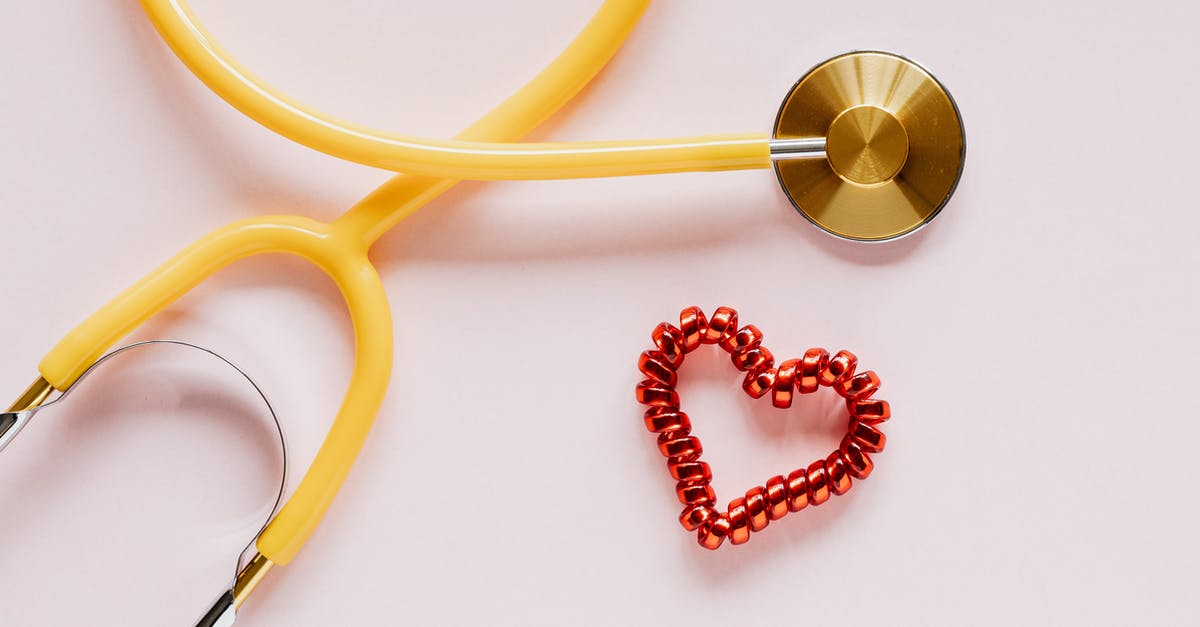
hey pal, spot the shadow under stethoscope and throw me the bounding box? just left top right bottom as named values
left=362, top=172, right=936, bottom=268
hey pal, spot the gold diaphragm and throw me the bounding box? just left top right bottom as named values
left=773, top=51, right=965, bottom=242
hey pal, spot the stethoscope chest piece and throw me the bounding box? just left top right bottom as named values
left=773, top=51, right=965, bottom=242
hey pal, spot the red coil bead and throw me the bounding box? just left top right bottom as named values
left=848, top=398, right=890, bottom=423
left=677, top=481, right=716, bottom=506
left=786, top=469, right=809, bottom=512
left=704, top=306, right=738, bottom=344
left=698, top=515, right=731, bottom=550
left=728, top=498, right=751, bottom=545
left=820, top=350, right=858, bottom=387
left=745, top=487, right=769, bottom=532
left=733, top=346, right=774, bottom=373
left=651, top=322, right=687, bottom=368
left=850, top=420, right=886, bottom=453
left=680, top=504, right=718, bottom=531
left=658, top=433, right=703, bottom=460
left=837, top=370, right=881, bottom=400
left=637, top=307, right=894, bottom=550
left=720, top=324, right=763, bottom=354
left=825, top=451, right=852, bottom=495
left=806, top=460, right=831, bottom=506
left=679, top=306, right=708, bottom=353
left=636, top=380, right=679, bottom=409
left=840, top=438, right=874, bottom=479
left=638, top=350, right=677, bottom=387
left=772, top=359, right=799, bottom=408
left=798, top=348, right=829, bottom=394
left=644, top=408, right=691, bottom=434
left=670, top=461, right=712, bottom=483
left=764, top=475, right=790, bottom=520
left=742, top=366, right=777, bottom=399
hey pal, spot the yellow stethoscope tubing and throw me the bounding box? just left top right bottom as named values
left=139, top=0, right=771, bottom=181
left=36, top=0, right=651, bottom=567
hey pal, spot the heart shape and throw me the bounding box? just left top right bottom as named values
left=635, top=306, right=891, bottom=549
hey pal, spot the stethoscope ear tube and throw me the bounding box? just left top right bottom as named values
left=0, top=410, right=34, bottom=455
left=194, top=590, right=236, bottom=627
left=0, top=340, right=287, bottom=627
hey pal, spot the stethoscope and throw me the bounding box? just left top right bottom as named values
left=1, top=1, right=965, bottom=624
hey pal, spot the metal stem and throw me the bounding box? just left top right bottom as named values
left=7, top=377, right=54, bottom=412
left=234, top=553, right=275, bottom=609
left=768, top=137, right=827, bottom=160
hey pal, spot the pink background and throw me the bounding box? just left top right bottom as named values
left=2, top=1, right=1197, bottom=625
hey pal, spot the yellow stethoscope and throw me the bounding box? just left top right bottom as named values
left=1, top=1, right=964, bottom=624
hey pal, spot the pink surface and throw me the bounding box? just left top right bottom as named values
left=1, top=1, right=1197, bottom=625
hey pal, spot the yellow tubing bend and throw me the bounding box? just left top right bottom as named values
left=38, top=0, right=656, bottom=567
left=137, top=0, right=770, bottom=180
left=40, top=217, right=394, bottom=564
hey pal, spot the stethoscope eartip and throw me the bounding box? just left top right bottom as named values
left=772, top=51, right=966, bottom=242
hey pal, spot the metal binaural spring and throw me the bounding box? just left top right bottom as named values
left=635, top=306, right=891, bottom=550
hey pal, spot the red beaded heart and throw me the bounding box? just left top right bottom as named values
left=635, top=306, right=891, bottom=549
